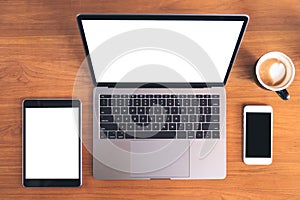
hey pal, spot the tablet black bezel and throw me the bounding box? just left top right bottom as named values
left=76, top=14, right=249, bottom=88
left=22, top=99, right=81, bottom=187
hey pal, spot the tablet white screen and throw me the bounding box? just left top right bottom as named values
left=25, top=107, right=79, bottom=179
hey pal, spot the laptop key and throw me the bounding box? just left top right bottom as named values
left=177, top=123, right=184, bottom=130
left=183, top=99, right=190, bottom=106
left=198, top=115, right=205, bottom=122
left=177, top=131, right=186, bottom=139
left=189, top=115, right=197, bottom=122
left=148, top=115, right=155, bottom=122
left=135, top=131, right=176, bottom=139
left=200, top=99, right=207, bottom=106
left=169, top=123, right=176, bottom=130
left=118, top=123, right=126, bottom=131
left=131, top=115, right=139, bottom=122
left=196, top=131, right=203, bottom=139
left=204, top=131, right=211, bottom=139
left=109, top=99, right=116, bottom=106
left=165, top=115, right=172, bottom=122
left=167, top=99, right=174, bottom=106
left=140, top=115, right=147, bottom=122
left=188, top=107, right=195, bottom=114
left=163, top=107, right=170, bottom=114
left=196, top=107, right=203, bottom=114
left=126, top=99, right=132, bottom=106
left=100, top=99, right=107, bottom=106
left=114, top=115, right=122, bottom=122
left=117, top=131, right=124, bottom=139
left=208, top=99, right=220, bottom=106
left=134, top=99, right=141, bottom=106
left=154, top=107, right=162, bottom=114
left=204, top=107, right=211, bottom=114
left=161, top=123, right=168, bottom=130
left=202, top=123, right=220, bottom=130
left=144, top=124, right=152, bottom=130
left=108, top=131, right=116, bottom=139
left=212, top=131, right=220, bottom=139
left=180, top=107, right=187, bottom=114
left=100, top=107, right=111, bottom=114
left=113, top=107, right=120, bottom=114
left=150, top=99, right=158, bottom=106
left=100, top=123, right=118, bottom=130
left=188, top=131, right=195, bottom=139
left=121, top=107, right=128, bottom=114
left=125, top=131, right=134, bottom=139
left=173, top=115, right=180, bottom=122
left=186, top=123, right=192, bottom=130
left=123, top=115, right=130, bottom=122
left=152, top=123, right=160, bottom=130
left=206, top=115, right=220, bottom=122
left=171, top=107, right=179, bottom=114
left=192, top=99, right=199, bottom=106
left=117, top=99, right=124, bottom=106
left=175, top=99, right=182, bottom=106
left=156, top=115, right=164, bottom=122
left=194, top=123, right=200, bottom=130
left=212, top=107, right=220, bottom=114
left=129, top=107, right=136, bottom=114
left=138, top=107, right=145, bottom=114
left=100, top=131, right=107, bottom=139
left=136, top=124, right=143, bottom=131
left=100, top=115, right=113, bottom=122
left=100, top=95, right=111, bottom=98
left=142, top=99, right=149, bottom=106
left=181, top=115, right=188, bottom=122
left=159, top=99, right=166, bottom=106
left=127, top=123, right=135, bottom=130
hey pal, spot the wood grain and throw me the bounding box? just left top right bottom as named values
left=1, top=0, right=300, bottom=199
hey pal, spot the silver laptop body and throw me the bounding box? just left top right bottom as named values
left=77, top=14, right=249, bottom=180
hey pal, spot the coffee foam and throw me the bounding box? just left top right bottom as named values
left=259, top=58, right=287, bottom=87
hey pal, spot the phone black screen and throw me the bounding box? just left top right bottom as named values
left=246, top=113, right=271, bottom=158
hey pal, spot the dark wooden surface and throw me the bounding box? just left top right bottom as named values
left=1, top=0, right=300, bottom=199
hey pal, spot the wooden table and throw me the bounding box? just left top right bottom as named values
left=1, top=0, right=300, bottom=199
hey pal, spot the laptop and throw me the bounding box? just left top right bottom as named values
left=77, top=14, right=248, bottom=180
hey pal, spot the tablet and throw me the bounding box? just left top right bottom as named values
left=22, top=99, right=81, bottom=187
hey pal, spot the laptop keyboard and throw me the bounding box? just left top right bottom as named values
left=99, top=94, right=220, bottom=139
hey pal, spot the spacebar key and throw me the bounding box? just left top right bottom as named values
left=135, top=131, right=176, bottom=139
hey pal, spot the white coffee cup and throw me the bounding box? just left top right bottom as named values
left=255, top=51, right=295, bottom=100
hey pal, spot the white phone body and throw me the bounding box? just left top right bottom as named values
left=243, top=105, right=273, bottom=165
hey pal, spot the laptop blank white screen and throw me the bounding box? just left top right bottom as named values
left=81, top=19, right=244, bottom=83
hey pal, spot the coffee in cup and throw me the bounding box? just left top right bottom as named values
left=255, top=52, right=295, bottom=100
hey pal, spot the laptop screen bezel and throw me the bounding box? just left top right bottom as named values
left=77, top=14, right=249, bottom=88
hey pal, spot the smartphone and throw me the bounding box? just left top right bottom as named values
left=22, top=99, right=82, bottom=187
left=243, top=105, right=273, bottom=165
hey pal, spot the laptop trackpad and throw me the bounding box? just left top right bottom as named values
left=130, top=140, right=190, bottom=178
